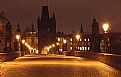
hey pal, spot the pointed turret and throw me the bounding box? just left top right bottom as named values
left=52, top=13, right=55, bottom=20
left=41, top=6, right=49, bottom=20
left=37, top=16, right=40, bottom=22
left=0, top=11, right=5, bottom=19
left=31, top=23, right=35, bottom=32
left=15, top=22, right=21, bottom=33
left=80, top=22, right=84, bottom=33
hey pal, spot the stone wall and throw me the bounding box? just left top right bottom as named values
left=0, top=51, right=25, bottom=62
left=75, top=51, right=121, bottom=70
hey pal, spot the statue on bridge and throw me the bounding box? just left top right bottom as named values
left=4, top=22, right=13, bottom=52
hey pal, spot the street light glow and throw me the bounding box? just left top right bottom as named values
left=22, top=40, right=25, bottom=44
left=63, top=39, right=67, bottom=44
left=56, top=43, right=59, bottom=46
left=49, top=46, right=52, bottom=48
left=16, top=35, right=20, bottom=40
left=52, top=44, right=55, bottom=47
left=103, top=23, right=109, bottom=33
left=76, top=34, right=80, bottom=40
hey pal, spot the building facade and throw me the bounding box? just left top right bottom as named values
left=0, top=11, right=9, bottom=52
left=24, top=25, right=38, bottom=53
left=37, top=6, right=56, bottom=53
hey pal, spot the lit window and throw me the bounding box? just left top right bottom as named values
left=70, top=42, right=72, bottom=45
left=80, top=47, right=82, bottom=50
left=85, top=47, right=87, bottom=50
left=59, top=49, right=63, bottom=52
left=88, top=39, right=90, bottom=41
left=58, top=38, right=60, bottom=41
left=70, top=47, right=72, bottom=50
left=88, top=47, right=90, bottom=50
left=70, top=38, right=72, bottom=41
left=82, top=47, right=84, bottom=50
left=84, top=39, right=86, bottom=41
left=80, top=38, right=82, bottom=41
left=78, top=47, right=80, bottom=49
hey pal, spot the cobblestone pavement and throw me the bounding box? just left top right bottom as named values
left=1, top=54, right=121, bottom=77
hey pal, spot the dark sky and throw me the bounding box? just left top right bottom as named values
left=0, top=0, right=121, bottom=34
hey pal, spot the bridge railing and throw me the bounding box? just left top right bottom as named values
left=0, top=51, right=26, bottom=62
left=75, top=51, right=121, bottom=70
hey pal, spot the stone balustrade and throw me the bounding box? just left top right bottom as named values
left=75, top=51, right=121, bottom=70
left=0, top=51, right=26, bottom=62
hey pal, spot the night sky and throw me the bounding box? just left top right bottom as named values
left=0, top=0, right=121, bottom=34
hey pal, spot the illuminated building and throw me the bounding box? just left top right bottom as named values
left=24, top=24, right=38, bottom=53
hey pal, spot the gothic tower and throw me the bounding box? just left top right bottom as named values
left=37, top=6, right=56, bottom=53
left=91, top=18, right=100, bottom=52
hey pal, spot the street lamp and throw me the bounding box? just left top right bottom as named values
left=76, top=34, right=80, bottom=41
left=102, top=21, right=109, bottom=53
left=16, top=35, right=20, bottom=51
left=63, top=39, right=67, bottom=51
left=103, top=22, right=109, bottom=33
left=76, top=34, right=80, bottom=50
left=16, top=35, right=20, bottom=41
left=22, top=40, right=25, bottom=44
left=63, top=39, right=67, bottom=44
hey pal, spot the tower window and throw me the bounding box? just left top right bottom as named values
left=48, top=29, right=50, bottom=31
left=70, top=38, right=72, bottom=41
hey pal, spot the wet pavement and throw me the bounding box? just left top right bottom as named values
left=1, top=54, right=121, bottom=77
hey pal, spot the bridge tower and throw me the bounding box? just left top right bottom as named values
left=37, top=5, right=56, bottom=53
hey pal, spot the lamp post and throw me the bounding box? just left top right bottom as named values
left=103, top=21, right=109, bottom=53
left=76, top=34, right=80, bottom=51
left=63, top=39, right=67, bottom=55
left=22, top=39, right=26, bottom=54
left=16, top=35, right=21, bottom=51
left=56, top=42, right=59, bottom=54
left=63, top=39, right=67, bottom=51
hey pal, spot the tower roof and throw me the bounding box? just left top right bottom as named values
left=80, top=22, right=84, bottom=33
left=41, top=6, right=49, bottom=20
left=15, top=22, right=21, bottom=32
left=0, top=11, right=6, bottom=19
left=30, top=23, right=35, bottom=32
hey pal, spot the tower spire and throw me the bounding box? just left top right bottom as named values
left=41, top=6, right=49, bottom=20
left=31, top=23, right=35, bottom=32
left=80, top=22, right=84, bottom=33
left=16, top=21, right=21, bottom=32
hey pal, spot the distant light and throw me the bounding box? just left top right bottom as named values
left=103, top=23, right=109, bottom=33
left=59, top=49, right=63, bottom=52
left=47, top=47, right=50, bottom=51
left=80, top=47, right=82, bottom=50
left=49, top=46, right=52, bottom=48
left=22, top=40, right=25, bottom=44
left=78, top=47, right=80, bottom=49
left=16, top=35, right=20, bottom=40
left=88, top=38, right=90, bottom=41
left=58, top=38, right=60, bottom=41
left=84, top=39, right=86, bottom=41
left=80, top=38, right=82, bottom=41
left=63, top=39, right=67, bottom=44
left=70, top=38, right=72, bottom=41
left=56, top=43, right=59, bottom=46
left=88, top=47, right=90, bottom=50
left=76, top=34, right=80, bottom=40
left=36, top=50, right=39, bottom=54
left=25, top=43, right=28, bottom=46
left=52, top=44, right=55, bottom=47
left=70, top=47, right=72, bottom=50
